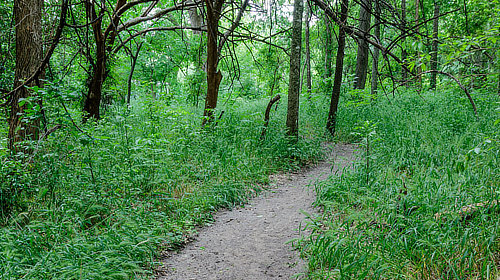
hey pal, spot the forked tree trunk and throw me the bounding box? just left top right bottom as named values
left=326, top=0, right=349, bottom=136
left=430, top=0, right=439, bottom=90
left=83, top=0, right=105, bottom=120
left=127, top=43, right=143, bottom=104
left=354, top=0, right=372, bottom=89
left=83, top=0, right=126, bottom=120
left=8, top=0, right=44, bottom=152
left=286, top=0, right=304, bottom=138
left=370, top=0, right=381, bottom=96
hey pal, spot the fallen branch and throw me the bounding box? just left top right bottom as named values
left=420, top=70, right=478, bottom=117
left=260, top=94, right=281, bottom=140
left=435, top=200, right=499, bottom=220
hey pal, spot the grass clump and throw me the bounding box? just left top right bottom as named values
left=299, top=89, right=499, bottom=279
left=0, top=95, right=323, bottom=279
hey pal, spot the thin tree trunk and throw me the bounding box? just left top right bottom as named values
left=401, top=0, right=408, bottom=82
left=8, top=0, right=44, bottom=152
left=324, top=16, right=333, bottom=92
left=127, top=43, right=143, bottom=104
left=326, top=0, right=349, bottom=136
left=354, top=0, right=372, bottom=89
left=286, top=0, right=304, bottom=138
left=371, top=0, right=381, bottom=96
left=414, top=0, right=422, bottom=87
left=305, top=2, right=312, bottom=97
left=430, top=0, right=439, bottom=90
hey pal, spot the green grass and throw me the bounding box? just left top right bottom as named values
left=298, top=89, right=499, bottom=279
left=0, top=95, right=324, bottom=279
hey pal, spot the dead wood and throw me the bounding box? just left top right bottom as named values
left=260, top=94, right=281, bottom=140
left=434, top=200, right=499, bottom=220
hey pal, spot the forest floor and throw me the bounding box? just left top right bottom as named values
left=155, top=144, right=355, bottom=280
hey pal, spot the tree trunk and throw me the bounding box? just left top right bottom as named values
left=324, top=16, right=333, bottom=92
left=127, top=43, right=143, bottom=104
left=414, top=0, right=422, bottom=87
left=83, top=0, right=126, bottom=120
left=286, top=0, right=304, bottom=138
left=370, top=0, right=381, bottom=96
left=326, top=0, right=349, bottom=136
left=354, top=0, right=372, bottom=89
left=430, top=0, right=439, bottom=90
left=305, top=3, right=312, bottom=97
left=83, top=0, right=105, bottom=120
left=202, top=0, right=224, bottom=126
left=401, top=0, right=408, bottom=82
left=8, top=0, right=44, bottom=152
left=189, top=7, right=204, bottom=35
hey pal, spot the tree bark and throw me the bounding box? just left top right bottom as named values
left=370, top=0, right=381, bottom=96
left=83, top=0, right=105, bottom=120
left=305, top=3, right=312, bottom=97
left=353, top=0, right=372, bottom=89
left=8, top=0, right=44, bottom=152
left=430, top=0, right=439, bottom=90
left=286, top=0, right=304, bottom=139
left=326, top=0, right=348, bottom=136
left=202, top=0, right=224, bottom=125
left=189, top=7, right=204, bottom=35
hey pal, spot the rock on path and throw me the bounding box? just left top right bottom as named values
left=157, top=144, right=355, bottom=280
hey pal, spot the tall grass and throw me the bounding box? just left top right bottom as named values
left=0, top=94, right=324, bottom=279
left=299, top=89, right=499, bottom=279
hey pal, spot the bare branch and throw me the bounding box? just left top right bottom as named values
left=117, top=0, right=202, bottom=33
left=218, top=0, right=249, bottom=52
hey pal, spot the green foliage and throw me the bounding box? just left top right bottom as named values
left=298, top=89, right=499, bottom=279
left=0, top=93, right=323, bottom=279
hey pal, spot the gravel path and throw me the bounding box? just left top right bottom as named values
left=157, top=144, right=355, bottom=280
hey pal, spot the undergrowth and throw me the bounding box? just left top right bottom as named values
left=298, top=89, right=499, bottom=279
left=0, top=95, right=324, bottom=279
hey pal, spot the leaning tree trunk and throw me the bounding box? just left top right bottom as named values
left=286, top=0, right=304, bottom=139
left=370, top=0, right=381, bottom=96
left=8, top=0, right=44, bottom=152
left=202, top=0, right=224, bottom=125
left=430, top=0, right=439, bottom=90
left=326, top=0, right=349, bottom=136
left=353, top=0, right=372, bottom=89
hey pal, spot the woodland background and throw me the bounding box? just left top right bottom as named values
left=0, top=0, right=499, bottom=278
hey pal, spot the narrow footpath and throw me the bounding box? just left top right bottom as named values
left=157, top=144, right=355, bottom=280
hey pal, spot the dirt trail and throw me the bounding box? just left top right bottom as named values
left=157, top=144, right=355, bottom=280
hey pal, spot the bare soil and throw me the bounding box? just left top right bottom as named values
left=157, top=144, right=355, bottom=280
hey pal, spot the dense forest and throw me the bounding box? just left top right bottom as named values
left=0, top=0, right=498, bottom=278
